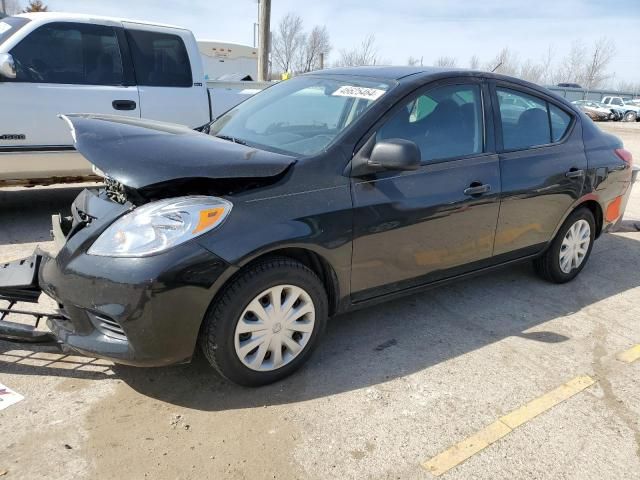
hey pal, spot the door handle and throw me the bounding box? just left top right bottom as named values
left=112, top=100, right=137, bottom=111
left=565, top=168, right=585, bottom=178
left=463, top=183, right=491, bottom=196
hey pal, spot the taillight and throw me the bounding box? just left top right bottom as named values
left=615, top=148, right=633, bottom=166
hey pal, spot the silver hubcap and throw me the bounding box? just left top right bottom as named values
left=234, top=285, right=315, bottom=371
left=559, top=219, right=591, bottom=274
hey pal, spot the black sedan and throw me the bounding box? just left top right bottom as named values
left=0, top=67, right=634, bottom=386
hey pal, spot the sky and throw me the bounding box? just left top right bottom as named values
left=30, top=0, right=640, bottom=84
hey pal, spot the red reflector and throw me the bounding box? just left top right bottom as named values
left=606, top=196, right=623, bottom=222
left=615, top=148, right=633, bottom=166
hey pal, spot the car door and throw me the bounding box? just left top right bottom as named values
left=350, top=79, right=501, bottom=302
left=122, top=23, right=210, bottom=127
left=0, top=21, right=140, bottom=181
left=491, top=82, right=586, bottom=257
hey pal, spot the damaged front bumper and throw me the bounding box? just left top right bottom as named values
left=0, top=253, right=59, bottom=343
left=0, top=189, right=234, bottom=366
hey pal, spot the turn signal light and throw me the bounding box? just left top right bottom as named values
left=193, top=207, right=226, bottom=234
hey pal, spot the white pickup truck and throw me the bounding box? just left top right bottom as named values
left=601, top=96, right=640, bottom=122
left=0, top=12, right=266, bottom=186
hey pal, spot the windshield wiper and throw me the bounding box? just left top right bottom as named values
left=215, top=134, right=247, bottom=146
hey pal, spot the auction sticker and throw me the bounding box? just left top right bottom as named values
left=0, top=383, right=24, bottom=411
left=332, top=85, right=386, bottom=101
left=0, top=22, right=12, bottom=35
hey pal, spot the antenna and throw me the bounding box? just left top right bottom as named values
left=491, top=61, right=502, bottom=73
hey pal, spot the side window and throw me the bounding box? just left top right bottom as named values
left=126, top=29, right=192, bottom=87
left=549, top=104, right=571, bottom=142
left=611, top=98, right=623, bottom=106
left=9, top=22, right=123, bottom=85
left=378, top=84, right=483, bottom=163
left=497, top=88, right=550, bottom=150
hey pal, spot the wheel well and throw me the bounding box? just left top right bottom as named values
left=578, top=200, right=603, bottom=237
left=245, top=248, right=340, bottom=316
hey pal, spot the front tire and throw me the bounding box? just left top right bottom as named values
left=199, top=257, right=328, bottom=386
left=534, top=208, right=595, bottom=283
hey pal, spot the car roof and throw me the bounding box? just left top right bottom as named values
left=314, top=66, right=462, bottom=80
left=306, top=66, right=580, bottom=114
left=308, top=65, right=543, bottom=87
left=15, top=11, right=188, bottom=30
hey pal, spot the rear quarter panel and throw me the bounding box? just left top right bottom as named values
left=580, top=114, right=632, bottom=230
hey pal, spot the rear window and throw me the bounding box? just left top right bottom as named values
left=126, top=29, right=192, bottom=87
left=549, top=104, right=571, bottom=142
left=0, top=16, right=30, bottom=46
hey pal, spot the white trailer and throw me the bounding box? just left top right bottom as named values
left=197, top=39, right=258, bottom=81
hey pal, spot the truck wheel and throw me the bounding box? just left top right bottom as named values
left=199, top=257, right=328, bottom=386
left=534, top=208, right=595, bottom=284
left=624, top=111, right=637, bottom=122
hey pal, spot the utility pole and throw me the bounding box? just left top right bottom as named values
left=1, top=0, right=7, bottom=15
left=257, top=0, right=271, bottom=81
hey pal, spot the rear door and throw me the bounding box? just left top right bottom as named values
left=0, top=20, right=139, bottom=181
left=122, top=23, right=210, bottom=127
left=491, top=82, right=585, bottom=257
left=350, top=78, right=501, bottom=301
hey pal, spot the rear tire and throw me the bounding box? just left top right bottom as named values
left=624, top=111, right=637, bottom=122
left=199, top=256, right=328, bottom=387
left=534, top=208, right=595, bottom=283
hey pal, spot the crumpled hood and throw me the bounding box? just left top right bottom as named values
left=60, top=114, right=296, bottom=189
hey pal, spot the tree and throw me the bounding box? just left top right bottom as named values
left=555, top=40, right=587, bottom=85
left=22, top=0, right=48, bottom=12
left=540, top=45, right=555, bottom=85
left=485, top=47, right=519, bottom=75
left=335, top=34, right=379, bottom=67
left=296, top=25, right=331, bottom=73
left=407, top=56, right=421, bottom=67
left=617, top=80, right=640, bottom=95
left=519, top=60, right=544, bottom=84
left=469, top=55, right=480, bottom=70
left=435, top=56, right=457, bottom=67
left=272, top=13, right=305, bottom=74
left=582, top=37, right=616, bottom=89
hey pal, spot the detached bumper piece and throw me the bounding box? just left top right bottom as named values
left=0, top=255, right=42, bottom=303
left=0, top=255, right=60, bottom=343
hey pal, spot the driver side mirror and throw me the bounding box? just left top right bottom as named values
left=0, top=53, right=16, bottom=79
left=350, top=137, right=421, bottom=177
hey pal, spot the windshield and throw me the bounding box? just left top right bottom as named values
left=0, top=17, right=30, bottom=47
left=208, top=76, right=393, bottom=156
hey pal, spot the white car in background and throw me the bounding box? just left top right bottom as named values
left=571, top=100, right=620, bottom=121
left=0, top=12, right=264, bottom=186
left=601, top=96, right=640, bottom=122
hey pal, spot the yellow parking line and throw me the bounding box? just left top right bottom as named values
left=499, top=375, right=595, bottom=429
left=422, top=375, right=596, bottom=477
left=616, top=344, right=640, bottom=364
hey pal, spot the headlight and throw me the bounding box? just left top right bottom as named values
left=88, top=196, right=232, bottom=257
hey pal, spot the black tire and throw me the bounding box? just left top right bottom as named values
left=534, top=208, right=596, bottom=283
left=199, top=256, right=328, bottom=387
left=624, top=111, right=637, bottom=122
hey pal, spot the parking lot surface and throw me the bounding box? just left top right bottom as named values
left=1, top=122, right=639, bottom=479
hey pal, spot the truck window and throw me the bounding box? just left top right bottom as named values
left=611, top=98, right=623, bottom=106
left=0, top=16, right=31, bottom=46
left=125, top=29, right=192, bottom=87
left=9, top=22, right=124, bottom=85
